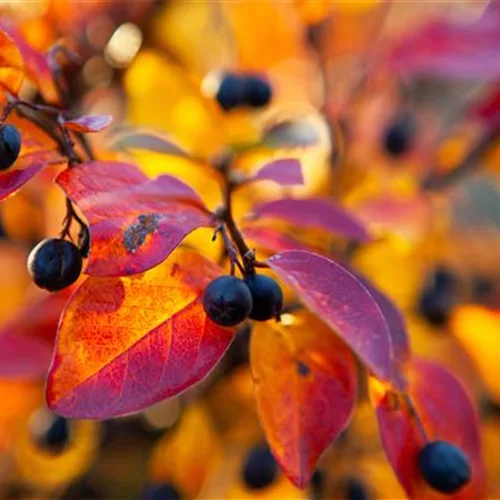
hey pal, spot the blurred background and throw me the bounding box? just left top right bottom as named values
left=0, top=0, right=499, bottom=498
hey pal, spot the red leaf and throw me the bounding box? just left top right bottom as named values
left=251, top=312, right=357, bottom=488
left=56, top=161, right=214, bottom=276
left=65, top=114, right=113, bottom=133
left=110, top=129, right=189, bottom=157
left=249, top=158, right=304, bottom=186
left=370, top=357, right=486, bottom=499
left=46, top=248, right=235, bottom=419
left=0, top=27, right=24, bottom=97
left=0, top=136, right=65, bottom=202
left=242, top=226, right=313, bottom=253
left=0, top=289, right=72, bottom=379
left=386, top=3, right=500, bottom=79
left=1, top=24, right=59, bottom=104
left=267, top=250, right=393, bottom=382
left=250, top=198, right=370, bottom=241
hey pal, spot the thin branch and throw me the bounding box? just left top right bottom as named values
left=422, top=128, right=499, bottom=191
left=403, top=393, right=430, bottom=444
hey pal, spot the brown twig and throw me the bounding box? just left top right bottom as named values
left=212, top=224, right=244, bottom=276
left=403, top=392, right=430, bottom=444
left=422, top=128, right=499, bottom=191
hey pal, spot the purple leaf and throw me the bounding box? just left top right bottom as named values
left=354, top=274, right=410, bottom=389
left=250, top=158, right=304, bottom=186
left=65, top=114, right=113, bottom=133
left=386, top=3, right=500, bottom=79
left=250, top=198, right=371, bottom=241
left=243, top=226, right=314, bottom=253
left=267, top=250, right=393, bottom=382
left=57, top=161, right=214, bottom=277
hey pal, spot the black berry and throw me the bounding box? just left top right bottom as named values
left=243, top=75, right=272, bottom=108
left=244, top=273, right=283, bottom=321
left=418, top=267, right=458, bottom=326
left=418, top=440, right=471, bottom=494
left=203, top=275, right=253, bottom=326
left=0, top=124, right=21, bottom=171
left=36, top=415, right=71, bottom=454
left=242, top=444, right=278, bottom=490
left=216, top=73, right=246, bottom=111
left=141, top=483, right=182, bottom=500
left=27, top=238, right=83, bottom=292
left=383, top=111, right=415, bottom=157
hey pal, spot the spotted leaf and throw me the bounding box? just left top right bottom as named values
left=251, top=312, right=357, bottom=488
left=56, top=161, right=214, bottom=277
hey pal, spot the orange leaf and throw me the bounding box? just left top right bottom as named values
left=251, top=312, right=357, bottom=488
left=1, top=23, right=59, bottom=104
left=46, top=248, right=235, bottom=419
left=0, top=27, right=24, bottom=97
left=370, top=357, right=486, bottom=499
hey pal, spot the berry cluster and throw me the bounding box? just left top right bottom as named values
left=203, top=273, right=283, bottom=327
left=216, top=72, right=272, bottom=111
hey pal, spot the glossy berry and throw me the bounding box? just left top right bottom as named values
left=418, top=440, right=471, bottom=494
left=383, top=111, right=415, bottom=157
left=216, top=73, right=246, bottom=111
left=0, top=124, right=22, bottom=171
left=141, top=483, right=182, bottom=500
left=242, top=444, right=278, bottom=490
left=37, top=415, right=71, bottom=454
left=243, top=75, right=272, bottom=108
left=27, top=238, right=83, bottom=292
left=245, top=273, right=283, bottom=321
left=418, top=267, right=458, bottom=326
left=203, top=275, right=253, bottom=326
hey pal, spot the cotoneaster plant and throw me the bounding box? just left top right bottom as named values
left=0, top=23, right=488, bottom=499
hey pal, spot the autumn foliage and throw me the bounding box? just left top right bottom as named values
left=0, top=1, right=499, bottom=498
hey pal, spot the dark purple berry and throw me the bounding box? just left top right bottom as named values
left=27, top=238, right=83, bottom=292
left=141, top=483, right=182, bottom=500
left=418, top=440, right=471, bottom=494
left=203, top=275, right=253, bottom=326
left=383, top=111, right=415, bottom=157
left=242, top=444, right=278, bottom=490
left=243, top=75, right=272, bottom=108
left=0, top=124, right=21, bottom=171
left=216, top=73, right=246, bottom=111
left=244, top=273, right=283, bottom=321
left=418, top=267, right=458, bottom=326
